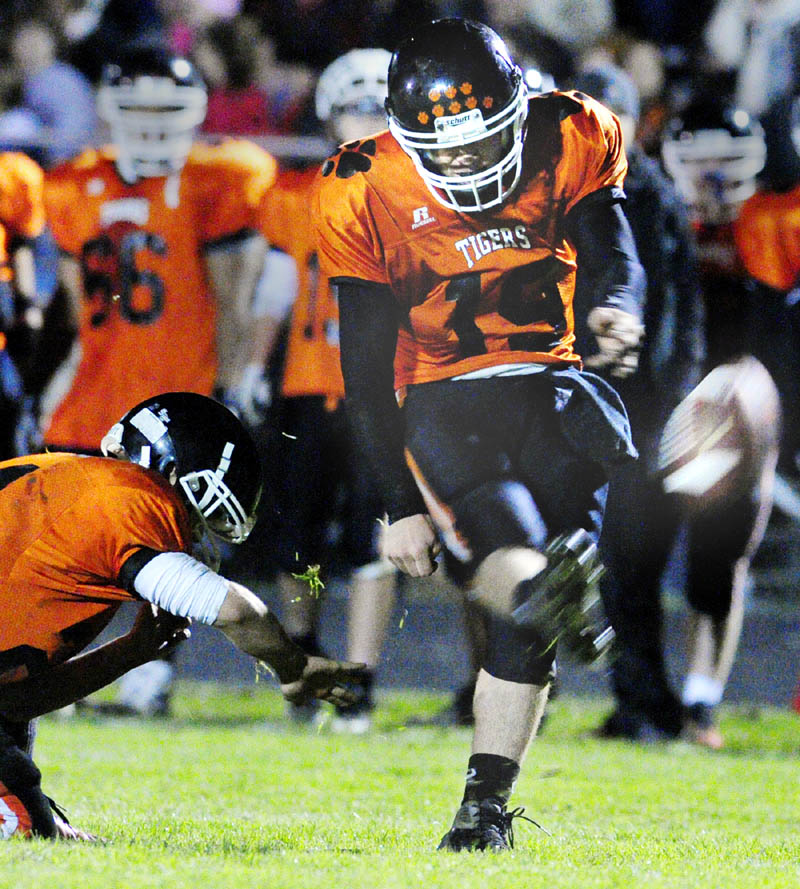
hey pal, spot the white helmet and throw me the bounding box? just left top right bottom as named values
left=315, top=48, right=392, bottom=122
left=98, top=46, right=207, bottom=182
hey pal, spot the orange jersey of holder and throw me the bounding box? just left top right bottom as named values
left=42, top=140, right=277, bottom=450
left=0, top=151, right=45, bottom=285
left=0, top=453, right=192, bottom=686
left=734, top=184, right=800, bottom=292
left=259, top=165, right=344, bottom=400
left=314, top=91, right=628, bottom=388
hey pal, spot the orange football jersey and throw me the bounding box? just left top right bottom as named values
left=259, top=166, right=344, bottom=401
left=42, top=139, right=277, bottom=450
left=734, top=184, right=800, bottom=292
left=0, top=453, right=192, bottom=686
left=313, top=91, right=628, bottom=389
left=0, top=151, right=45, bottom=285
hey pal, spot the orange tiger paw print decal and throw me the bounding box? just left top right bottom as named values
left=321, top=138, right=377, bottom=178
left=417, top=82, right=492, bottom=126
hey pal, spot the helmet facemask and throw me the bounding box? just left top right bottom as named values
left=388, top=78, right=528, bottom=212
left=177, top=440, right=259, bottom=545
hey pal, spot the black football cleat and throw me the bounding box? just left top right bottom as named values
left=437, top=798, right=544, bottom=852
left=511, top=529, right=614, bottom=664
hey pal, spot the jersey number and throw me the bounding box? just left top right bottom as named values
left=80, top=227, right=167, bottom=327
left=445, top=257, right=567, bottom=357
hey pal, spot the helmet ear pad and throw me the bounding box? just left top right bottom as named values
left=159, top=459, right=179, bottom=487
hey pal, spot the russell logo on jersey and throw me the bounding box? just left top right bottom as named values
left=411, top=206, right=437, bottom=230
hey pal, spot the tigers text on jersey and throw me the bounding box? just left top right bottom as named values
left=0, top=151, right=45, bottom=285
left=313, top=91, right=628, bottom=389
left=0, top=454, right=192, bottom=686
left=259, top=166, right=344, bottom=401
left=42, top=139, right=277, bottom=450
left=734, top=183, right=800, bottom=292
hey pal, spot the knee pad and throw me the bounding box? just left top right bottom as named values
left=467, top=546, right=555, bottom=684
left=454, top=480, right=547, bottom=565
left=483, top=611, right=557, bottom=685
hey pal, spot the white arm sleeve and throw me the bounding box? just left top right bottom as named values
left=251, top=247, right=298, bottom=321
left=133, top=552, right=230, bottom=625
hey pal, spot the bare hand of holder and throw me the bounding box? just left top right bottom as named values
left=584, top=306, right=645, bottom=379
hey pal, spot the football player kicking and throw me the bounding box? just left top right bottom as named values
left=314, top=18, right=645, bottom=851
left=0, top=392, right=366, bottom=841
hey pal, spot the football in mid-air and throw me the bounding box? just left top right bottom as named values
left=657, top=356, right=780, bottom=508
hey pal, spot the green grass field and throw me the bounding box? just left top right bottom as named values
left=2, top=683, right=798, bottom=889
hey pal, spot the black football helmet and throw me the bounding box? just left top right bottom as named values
left=661, top=97, right=766, bottom=224
left=98, top=45, right=207, bottom=181
left=101, top=392, right=262, bottom=544
left=385, top=18, right=528, bottom=212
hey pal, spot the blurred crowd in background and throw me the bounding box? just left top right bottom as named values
left=0, top=0, right=797, bottom=161
left=0, top=0, right=799, bottom=737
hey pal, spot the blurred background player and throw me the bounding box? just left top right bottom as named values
left=0, top=391, right=366, bottom=840
left=37, top=44, right=278, bottom=715
left=734, top=90, right=800, bottom=479
left=575, top=65, right=779, bottom=747
left=0, top=150, right=48, bottom=462
left=258, top=48, right=396, bottom=733
left=733, top=89, right=800, bottom=713
left=660, top=92, right=766, bottom=370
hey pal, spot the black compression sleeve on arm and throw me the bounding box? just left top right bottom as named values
left=118, top=547, right=162, bottom=594
left=335, top=277, right=426, bottom=522
left=566, top=187, right=646, bottom=329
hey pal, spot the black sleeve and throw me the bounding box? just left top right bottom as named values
left=335, top=277, right=427, bottom=522
left=117, top=546, right=162, bottom=594
left=565, top=186, right=647, bottom=344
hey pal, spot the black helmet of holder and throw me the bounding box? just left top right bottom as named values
left=386, top=18, right=528, bottom=212
left=101, top=391, right=262, bottom=544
